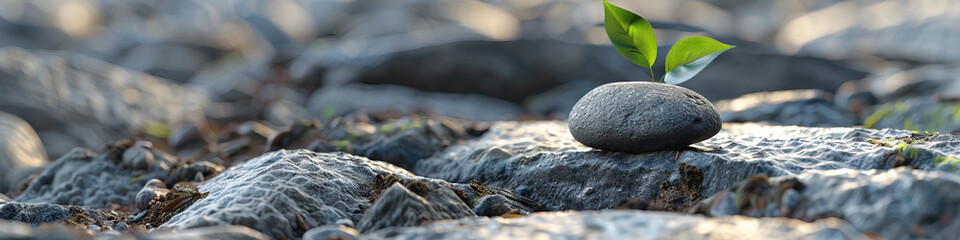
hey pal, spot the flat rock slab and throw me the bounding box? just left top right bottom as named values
left=414, top=121, right=960, bottom=210
left=715, top=89, right=856, bottom=127
left=706, top=167, right=960, bottom=239
left=363, top=210, right=865, bottom=240
left=162, top=150, right=413, bottom=239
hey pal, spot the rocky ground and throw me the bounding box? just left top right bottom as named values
left=2, top=0, right=960, bottom=239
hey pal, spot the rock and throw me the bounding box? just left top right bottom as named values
left=471, top=195, right=511, bottom=217
left=14, top=142, right=176, bottom=208
left=263, top=99, right=313, bottom=127
left=363, top=210, right=866, bottom=239
left=862, top=63, right=960, bottom=101
left=302, top=225, right=360, bottom=240
left=0, top=202, right=69, bottom=224
left=121, top=147, right=155, bottom=171
left=357, top=182, right=474, bottom=233
left=568, top=82, right=722, bottom=153
left=308, top=84, right=523, bottom=122
left=141, top=225, right=272, bottom=240
left=703, top=167, right=960, bottom=239
left=0, top=193, right=10, bottom=203
left=168, top=162, right=224, bottom=185
left=311, top=116, right=471, bottom=170
left=0, top=47, right=209, bottom=159
left=715, top=89, right=857, bottom=127
left=0, top=219, right=79, bottom=239
left=135, top=179, right=170, bottom=212
left=0, top=111, right=49, bottom=193
left=415, top=121, right=960, bottom=210
left=862, top=97, right=960, bottom=133
left=523, top=80, right=601, bottom=119
left=162, top=150, right=413, bottom=239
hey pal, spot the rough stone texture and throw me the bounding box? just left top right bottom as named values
left=310, top=116, right=472, bottom=170
left=0, top=47, right=209, bottom=158
left=135, top=179, right=170, bottom=212
left=162, top=150, right=413, bottom=239
left=706, top=168, right=960, bottom=239
left=862, top=97, right=960, bottom=134
left=357, top=182, right=474, bottom=233
left=363, top=210, right=866, bottom=240
left=568, top=82, right=722, bottom=153
left=308, top=84, right=523, bottom=121
left=415, top=121, right=960, bottom=210
left=14, top=143, right=176, bottom=208
left=0, top=111, right=49, bottom=193
left=715, top=89, right=857, bottom=127
left=0, top=202, right=70, bottom=224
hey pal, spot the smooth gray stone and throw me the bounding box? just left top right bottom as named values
left=568, top=82, right=721, bottom=153
left=363, top=210, right=866, bottom=240
left=472, top=195, right=511, bottom=217
left=302, top=225, right=360, bottom=240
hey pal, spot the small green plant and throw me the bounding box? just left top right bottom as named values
left=603, top=0, right=735, bottom=84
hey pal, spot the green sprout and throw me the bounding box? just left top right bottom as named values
left=603, top=0, right=735, bottom=84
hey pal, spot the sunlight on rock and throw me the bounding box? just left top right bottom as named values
left=269, top=0, right=316, bottom=42
left=57, top=0, right=99, bottom=38
left=775, top=1, right=856, bottom=55
left=715, top=90, right=822, bottom=112
left=449, top=1, right=519, bottom=40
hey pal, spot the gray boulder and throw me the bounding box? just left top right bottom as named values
left=715, top=89, right=857, bottom=127
left=357, top=182, right=474, bottom=233
left=162, top=150, right=413, bottom=239
left=568, top=82, right=722, bottom=153
left=0, top=111, right=49, bottom=193
left=415, top=121, right=960, bottom=210
left=0, top=202, right=69, bottom=224
left=363, top=210, right=866, bottom=240
left=14, top=141, right=175, bottom=208
left=308, top=84, right=523, bottom=121
left=704, top=167, right=960, bottom=239
left=0, top=47, right=209, bottom=159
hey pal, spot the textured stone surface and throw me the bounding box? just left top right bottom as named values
left=363, top=210, right=866, bottom=240
left=162, top=150, right=412, bottom=239
left=862, top=97, right=960, bottom=133
left=0, top=47, right=209, bottom=158
left=415, top=121, right=960, bottom=210
left=14, top=143, right=175, bottom=208
left=715, top=89, right=856, bottom=127
left=705, top=168, right=960, bottom=239
left=0, top=111, right=49, bottom=193
left=309, top=116, right=472, bottom=170
left=308, top=84, right=523, bottom=121
left=568, top=82, right=722, bottom=153
left=471, top=195, right=512, bottom=217
left=357, top=182, right=474, bottom=233
left=0, top=202, right=69, bottom=224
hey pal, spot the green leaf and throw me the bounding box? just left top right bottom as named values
left=664, top=36, right=734, bottom=84
left=603, top=0, right=657, bottom=68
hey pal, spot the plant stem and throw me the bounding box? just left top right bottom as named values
left=649, top=68, right=657, bottom=82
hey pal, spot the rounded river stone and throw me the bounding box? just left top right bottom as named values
left=568, top=82, right=721, bottom=153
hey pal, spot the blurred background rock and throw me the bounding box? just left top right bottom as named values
left=0, top=0, right=958, bottom=161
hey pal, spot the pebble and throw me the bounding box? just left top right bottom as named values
left=568, top=82, right=721, bottom=153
